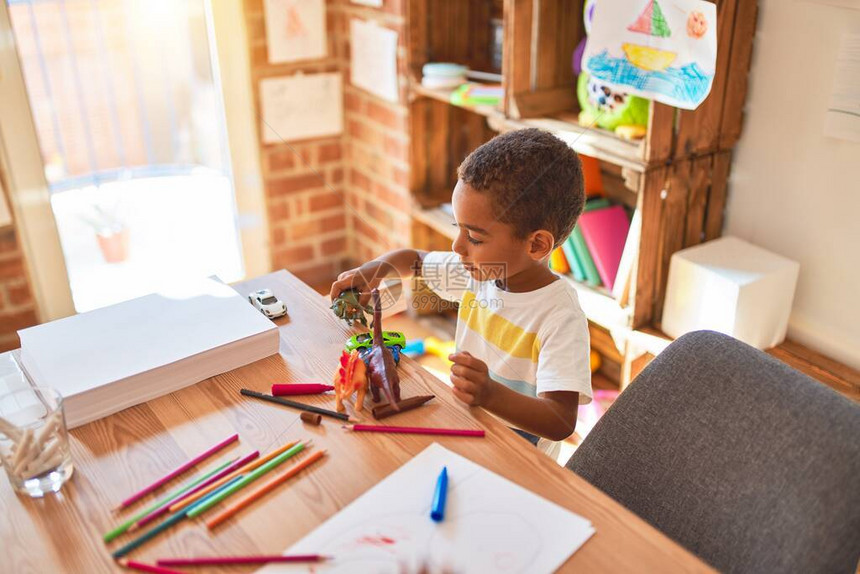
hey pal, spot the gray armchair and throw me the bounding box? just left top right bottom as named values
left=566, top=331, right=860, bottom=573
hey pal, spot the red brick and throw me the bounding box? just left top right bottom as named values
left=347, top=119, right=364, bottom=140
left=267, top=200, right=290, bottom=221
left=288, top=220, right=321, bottom=241
left=251, top=44, right=269, bottom=67
left=273, top=245, right=314, bottom=267
left=367, top=101, right=406, bottom=131
left=0, top=230, right=18, bottom=254
left=5, top=283, right=32, bottom=307
left=321, top=213, right=346, bottom=233
left=318, top=142, right=342, bottom=163
left=384, top=135, right=408, bottom=163
left=0, top=309, right=38, bottom=331
left=309, top=191, right=343, bottom=213
left=268, top=173, right=325, bottom=197
left=331, top=167, right=344, bottom=185
left=392, top=165, right=409, bottom=188
left=246, top=15, right=266, bottom=42
left=268, top=150, right=295, bottom=172
left=0, top=258, right=24, bottom=280
left=351, top=169, right=371, bottom=193
left=345, top=92, right=364, bottom=114
left=321, top=236, right=347, bottom=256
left=271, top=226, right=287, bottom=246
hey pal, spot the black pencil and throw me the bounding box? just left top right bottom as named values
left=240, top=389, right=354, bottom=422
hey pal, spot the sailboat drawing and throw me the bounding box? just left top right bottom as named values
left=583, top=0, right=716, bottom=109
left=622, top=0, right=677, bottom=71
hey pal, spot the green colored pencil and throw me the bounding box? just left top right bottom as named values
left=111, top=475, right=244, bottom=559
left=103, top=457, right=236, bottom=543
left=186, top=442, right=306, bottom=518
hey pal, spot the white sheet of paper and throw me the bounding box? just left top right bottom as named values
left=584, top=0, right=718, bottom=109
left=258, top=443, right=595, bottom=574
left=17, top=277, right=275, bottom=398
left=351, top=0, right=383, bottom=6
left=350, top=18, right=400, bottom=103
left=824, top=33, right=860, bottom=143
left=264, top=0, right=327, bottom=64
left=260, top=73, right=343, bottom=143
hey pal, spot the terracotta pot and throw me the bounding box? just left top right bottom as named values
left=96, top=228, right=129, bottom=263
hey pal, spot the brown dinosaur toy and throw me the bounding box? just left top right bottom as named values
left=366, top=288, right=401, bottom=409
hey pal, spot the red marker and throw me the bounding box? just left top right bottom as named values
left=272, top=384, right=335, bottom=396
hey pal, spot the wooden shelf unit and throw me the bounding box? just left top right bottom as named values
left=406, top=0, right=759, bottom=384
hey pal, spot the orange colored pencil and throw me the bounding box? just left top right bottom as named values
left=206, top=450, right=326, bottom=529
left=169, top=441, right=297, bottom=513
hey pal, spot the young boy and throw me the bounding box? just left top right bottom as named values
left=330, top=128, right=591, bottom=457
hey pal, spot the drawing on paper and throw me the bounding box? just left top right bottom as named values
left=256, top=444, right=594, bottom=574
left=584, top=0, right=717, bottom=110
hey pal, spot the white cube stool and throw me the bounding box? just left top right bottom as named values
left=661, top=236, right=800, bottom=349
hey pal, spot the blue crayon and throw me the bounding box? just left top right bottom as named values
left=430, top=466, right=448, bottom=522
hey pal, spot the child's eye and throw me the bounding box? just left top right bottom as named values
left=467, top=236, right=483, bottom=245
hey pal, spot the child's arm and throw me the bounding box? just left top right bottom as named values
left=449, top=351, right=579, bottom=441
left=329, top=249, right=427, bottom=303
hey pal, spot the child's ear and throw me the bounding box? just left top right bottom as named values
left=528, top=230, right=555, bottom=261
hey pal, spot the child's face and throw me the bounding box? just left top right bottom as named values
left=450, top=180, right=548, bottom=281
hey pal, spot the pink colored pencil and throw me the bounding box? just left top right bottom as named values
left=158, top=555, right=329, bottom=566
left=272, top=383, right=335, bottom=395
left=117, top=433, right=239, bottom=510
left=133, top=450, right=259, bottom=529
left=117, top=559, right=185, bottom=574
left=344, top=424, right=485, bottom=437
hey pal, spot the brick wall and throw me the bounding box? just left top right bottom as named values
left=340, top=1, right=412, bottom=267
left=0, top=166, right=38, bottom=351
left=244, top=0, right=412, bottom=285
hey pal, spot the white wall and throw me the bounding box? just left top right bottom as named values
left=727, top=0, right=860, bottom=369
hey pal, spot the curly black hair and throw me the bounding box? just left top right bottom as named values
left=457, top=128, right=585, bottom=247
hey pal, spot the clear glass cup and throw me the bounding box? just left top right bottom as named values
left=0, top=386, right=74, bottom=497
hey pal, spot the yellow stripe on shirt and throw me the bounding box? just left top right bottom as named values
left=459, top=291, right=541, bottom=363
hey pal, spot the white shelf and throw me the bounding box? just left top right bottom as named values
left=412, top=205, right=458, bottom=241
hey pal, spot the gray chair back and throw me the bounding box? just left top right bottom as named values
left=566, top=331, right=860, bottom=573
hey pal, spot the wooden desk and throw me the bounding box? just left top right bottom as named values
left=1, top=271, right=713, bottom=572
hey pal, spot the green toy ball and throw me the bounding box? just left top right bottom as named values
left=577, top=72, right=649, bottom=132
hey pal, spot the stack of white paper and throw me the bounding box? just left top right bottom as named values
left=259, top=443, right=595, bottom=573
left=17, top=277, right=279, bottom=428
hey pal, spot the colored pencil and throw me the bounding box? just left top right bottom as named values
left=240, top=388, right=354, bottom=422
left=117, top=559, right=185, bottom=574
left=168, top=440, right=298, bottom=513
left=103, top=457, right=236, bottom=543
left=115, top=433, right=239, bottom=510
left=158, top=555, right=329, bottom=566
left=111, top=476, right=244, bottom=559
left=206, top=450, right=326, bottom=529
left=343, top=424, right=485, bottom=437
left=186, top=442, right=308, bottom=518
left=271, top=383, right=334, bottom=396
left=132, top=450, right=259, bottom=530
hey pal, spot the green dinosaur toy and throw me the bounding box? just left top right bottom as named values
left=330, top=288, right=373, bottom=327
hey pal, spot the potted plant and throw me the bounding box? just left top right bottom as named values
left=80, top=203, right=129, bottom=264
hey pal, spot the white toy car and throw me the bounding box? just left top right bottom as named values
left=248, top=288, right=288, bottom=319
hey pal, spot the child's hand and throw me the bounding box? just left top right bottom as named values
left=448, top=352, right=495, bottom=407
left=329, top=261, right=388, bottom=306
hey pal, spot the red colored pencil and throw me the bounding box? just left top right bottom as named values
left=158, top=555, right=329, bottom=566
left=116, top=433, right=239, bottom=510
left=133, top=450, right=260, bottom=530
left=117, top=559, right=185, bottom=574
left=272, top=383, right=335, bottom=396
left=344, top=424, right=485, bottom=437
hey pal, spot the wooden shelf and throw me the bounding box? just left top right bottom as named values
left=412, top=205, right=458, bottom=241
left=488, top=113, right=648, bottom=174
left=560, top=275, right=633, bottom=333
left=411, top=83, right=504, bottom=120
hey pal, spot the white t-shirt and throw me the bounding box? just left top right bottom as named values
left=422, top=251, right=592, bottom=456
